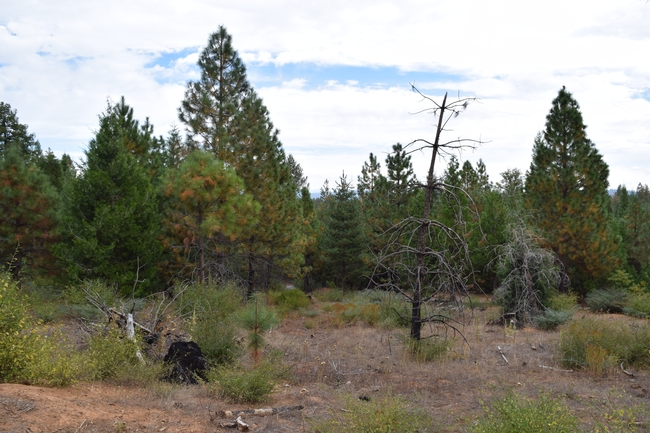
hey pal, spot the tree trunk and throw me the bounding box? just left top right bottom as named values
left=412, top=93, right=447, bottom=341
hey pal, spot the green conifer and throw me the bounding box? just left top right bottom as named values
left=525, top=87, right=618, bottom=292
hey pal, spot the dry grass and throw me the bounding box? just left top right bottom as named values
left=2, top=292, right=649, bottom=432
left=265, top=295, right=650, bottom=432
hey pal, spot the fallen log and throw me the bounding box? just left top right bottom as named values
left=217, top=405, right=304, bottom=418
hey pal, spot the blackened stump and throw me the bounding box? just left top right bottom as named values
left=164, top=341, right=207, bottom=384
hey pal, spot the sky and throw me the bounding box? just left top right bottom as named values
left=1, top=0, right=649, bottom=194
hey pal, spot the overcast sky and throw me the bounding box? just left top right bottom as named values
left=1, top=0, right=649, bottom=193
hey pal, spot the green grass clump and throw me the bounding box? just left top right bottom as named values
left=269, top=288, right=310, bottom=311
left=208, top=361, right=283, bottom=403
left=471, top=392, right=578, bottom=433
left=545, top=292, right=578, bottom=312
left=314, top=288, right=345, bottom=302
left=559, top=317, right=650, bottom=371
left=402, top=336, right=452, bottom=363
left=586, top=289, right=627, bottom=313
left=533, top=309, right=573, bottom=331
left=310, top=393, right=433, bottom=433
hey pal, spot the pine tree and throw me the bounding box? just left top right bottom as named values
left=385, top=143, right=416, bottom=213
left=179, top=26, right=306, bottom=293
left=321, top=173, right=365, bottom=289
left=179, top=26, right=250, bottom=158
left=58, top=100, right=162, bottom=295
left=38, top=150, right=75, bottom=191
left=0, top=146, right=58, bottom=280
left=525, top=87, right=618, bottom=293
left=162, top=150, right=259, bottom=283
left=0, top=102, right=42, bottom=161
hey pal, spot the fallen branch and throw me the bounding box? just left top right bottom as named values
left=217, top=405, right=304, bottom=418
left=621, top=362, right=634, bottom=377
left=497, top=346, right=509, bottom=364
left=538, top=365, right=573, bottom=373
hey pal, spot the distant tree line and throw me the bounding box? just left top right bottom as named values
left=1, top=28, right=648, bottom=299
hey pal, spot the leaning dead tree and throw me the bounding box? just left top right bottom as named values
left=370, top=87, right=483, bottom=341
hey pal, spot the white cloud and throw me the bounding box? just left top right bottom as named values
left=0, top=0, right=649, bottom=191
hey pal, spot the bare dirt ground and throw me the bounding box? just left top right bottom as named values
left=2, top=300, right=650, bottom=432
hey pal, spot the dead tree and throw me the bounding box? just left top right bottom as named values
left=493, top=219, right=564, bottom=323
left=370, top=87, right=482, bottom=341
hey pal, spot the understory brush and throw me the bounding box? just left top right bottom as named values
left=321, top=290, right=411, bottom=328
left=207, top=359, right=285, bottom=403
left=534, top=309, right=574, bottom=331
left=586, top=289, right=628, bottom=313
left=178, top=282, right=244, bottom=365
left=471, top=392, right=578, bottom=433
left=0, top=273, right=39, bottom=382
left=559, top=317, right=650, bottom=372
left=401, top=334, right=453, bottom=363
left=310, top=392, right=433, bottom=433
left=268, top=288, right=310, bottom=313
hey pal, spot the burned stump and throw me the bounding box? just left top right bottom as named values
left=164, top=341, right=207, bottom=384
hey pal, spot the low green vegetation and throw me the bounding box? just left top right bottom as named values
left=533, top=309, right=573, bottom=331
left=586, top=288, right=628, bottom=313
left=180, top=282, right=243, bottom=365
left=310, top=393, right=433, bottom=433
left=269, top=288, right=311, bottom=312
left=207, top=360, right=285, bottom=403
left=471, top=392, right=578, bottom=433
left=559, top=317, right=650, bottom=372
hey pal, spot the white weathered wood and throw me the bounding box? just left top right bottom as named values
left=218, top=405, right=304, bottom=418
left=538, top=365, right=573, bottom=373
left=126, top=313, right=145, bottom=364
left=497, top=346, right=509, bottom=364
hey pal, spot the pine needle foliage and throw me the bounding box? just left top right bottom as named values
left=525, top=87, right=618, bottom=293
left=237, top=293, right=278, bottom=363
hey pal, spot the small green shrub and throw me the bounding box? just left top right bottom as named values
left=86, top=329, right=144, bottom=380
left=84, top=328, right=168, bottom=385
left=191, top=315, right=241, bottom=365
left=624, top=292, right=650, bottom=318
left=545, top=292, right=578, bottom=312
left=533, top=309, right=573, bottom=331
left=310, top=393, right=433, bottom=433
left=177, top=281, right=242, bottom=318
left=181, top=282, right=244, bottom=365
left=208, top=361, right=283, bottom=403
left=314, top=288, right=345, bottom=302
left=0, top=273, right=39, bottom=382
left=27, top=332, right=86, bottom=387
left=269, top=288, right=310, bottom=310
left=559, top=317, right=650, bottom=370
left=471, top=392, right=578, bottom=433
left=586, top=289, right=627, bottom=313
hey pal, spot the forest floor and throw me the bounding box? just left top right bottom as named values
left=1, top=295, right=650, bottom=432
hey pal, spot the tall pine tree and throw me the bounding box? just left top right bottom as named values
left=525, top=87, right=618, bottom=293
left=162, top=150, right=259, bottom=283
left=320, top=173, right=365, bottom=289
left=0, top=103, right=58, bottom=281
left=179, top=26, right=306, bottom=294
left=58, top=100, right=162, bottom=295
